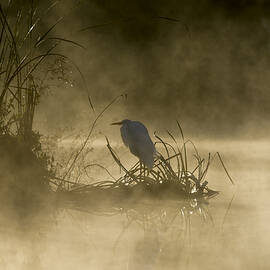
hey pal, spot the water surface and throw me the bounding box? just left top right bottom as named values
left=1, top=140, right=269, bottom=270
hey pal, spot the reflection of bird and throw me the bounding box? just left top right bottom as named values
left=111, top=119, right=156, bottom=169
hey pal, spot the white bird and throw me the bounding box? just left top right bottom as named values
left=111, top=119, right=156, bottom=169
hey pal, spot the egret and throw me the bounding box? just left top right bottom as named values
left=111, top=119, right=156, bottom=169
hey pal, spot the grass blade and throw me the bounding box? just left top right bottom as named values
left=217, top=152, right=234, bottom=185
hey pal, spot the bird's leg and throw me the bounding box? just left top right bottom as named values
left=139, top=160, right=142, bottom=181
left=146, top=167, right=150, bottom=177
left=143, top=163, right=146, bottom=180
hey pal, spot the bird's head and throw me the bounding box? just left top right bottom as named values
left=111, top=119, right=130, bottom=126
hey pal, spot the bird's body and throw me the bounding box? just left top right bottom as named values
left=111, top=119, right=156, bottom=169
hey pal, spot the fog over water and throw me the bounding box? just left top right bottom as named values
left=2, top=1, right=270, bottom=269
left=2, top=140, right=270, bottom=270
left=34, top=0, right=270, bottom=139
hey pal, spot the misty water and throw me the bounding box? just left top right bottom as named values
left=1, top=139, right=269, bottom=270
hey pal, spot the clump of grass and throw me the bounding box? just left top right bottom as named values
left=0, top=1, right=89, bottom=218
left=59, top=121, right=233, bottom=211
left=0, top=2, right=87, bottom=137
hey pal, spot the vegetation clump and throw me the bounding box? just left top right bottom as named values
left=0, top=2, right=81, bottom=217
left=59, top=117, right=233, bottom=213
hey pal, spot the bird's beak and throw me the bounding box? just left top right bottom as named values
left=111, top=121, right=123, bottom=125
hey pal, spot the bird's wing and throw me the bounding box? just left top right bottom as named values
left=126, top=121, right=156, bottom=168
left=120, top=124, right=130, bottom=147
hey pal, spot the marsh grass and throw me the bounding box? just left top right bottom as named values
left=0, top=1, right=89, bottom=217
left=57, top=116, right=234, bottom=214
left=0, top=2, right=88, bottom=136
